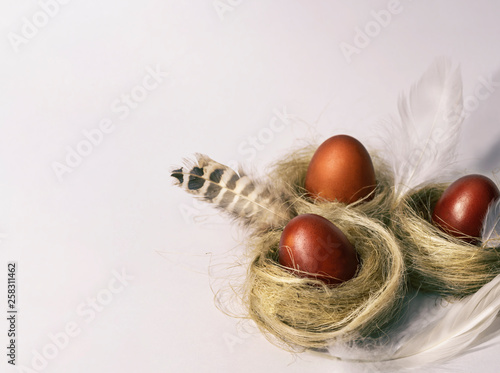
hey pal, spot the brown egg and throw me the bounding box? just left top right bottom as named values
left=432, top=174, right=500, bottom=243
left=278, top=214, right=359, bottom=284
left=305, top=135, right=377, bottom=204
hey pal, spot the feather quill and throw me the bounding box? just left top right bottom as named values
left=382, top=58, right=464, bottom=199
left=482, top=198, right=500, bottom=248
left=171, top=154, right=291, bottom=230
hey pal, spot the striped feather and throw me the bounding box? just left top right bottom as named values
left=171, top=154, right=291, bottom=230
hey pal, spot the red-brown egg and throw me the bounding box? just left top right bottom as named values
left=305, top=135, right=377, bottom=204
left=432, top=174, right=500, bottom=242
left=278, top=214, right=359, bottom=284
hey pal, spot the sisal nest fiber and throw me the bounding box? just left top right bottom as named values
left=393, top=184, right=500, bottom=298
left=243, top=146, right=406, bottom=349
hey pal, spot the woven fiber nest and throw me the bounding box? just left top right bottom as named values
left=243, top=146, right=406, bottom=349
left=393, top=184, right=500, bottom=298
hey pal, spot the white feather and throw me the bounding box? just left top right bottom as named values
left=386, top=273, right=500, bottom=367
left=382, top=58, right=464, bottom=199
left=321, top=275, right=500, bottom=369
left=482, top=198, right=500, bottom=248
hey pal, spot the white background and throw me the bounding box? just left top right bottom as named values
left=1, top=1, right=500, bottom=372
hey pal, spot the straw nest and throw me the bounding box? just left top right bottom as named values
left=243, top=146, right=406, bottom=349
left=240, top=145, right=500, bottom=349
left=393, top=185, right=500, bottom=298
